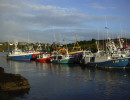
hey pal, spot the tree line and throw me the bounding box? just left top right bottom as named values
left=0, top=38, right=130, bottom=52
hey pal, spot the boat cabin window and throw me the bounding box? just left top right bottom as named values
left=58, top=56, right=62, bottom=59
left=90, top=57, right=95, bottom=62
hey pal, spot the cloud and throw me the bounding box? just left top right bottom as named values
left=90, top=3, right=106, bottom=10
left=0, top=0, right=129, bottom=43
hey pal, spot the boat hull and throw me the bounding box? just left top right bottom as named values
left=7, top=54, right=33, bottom=61
left=87, top=58, right=129, bottom=68
left=126, top=57, right=130, bottom=63
left=36, top=57, right=52, bottom=63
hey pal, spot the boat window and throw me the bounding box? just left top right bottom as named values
left=90, top=57, right=95, bottom=62
left=58, top=56, right=62, bottom=59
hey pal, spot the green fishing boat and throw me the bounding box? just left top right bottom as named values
left=51, top=48, right=74, bottom=64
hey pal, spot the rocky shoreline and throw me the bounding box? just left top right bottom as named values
left=0, top=67, right=30, bottom=99
left=0, top=67, right=30, bottom=92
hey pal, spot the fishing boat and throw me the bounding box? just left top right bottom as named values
left=81, top=38, right=129, bottom=68
left=7, top=43, right=33, bottom=61
left=36, top=53, right=52, bottom=63
left=86, top=56, right=129, bottom=68
left=81, top=50, right=93, bottom=64
left=51, top=48, right=74, bottom=64
left=82, top=50, right=129, bottom=68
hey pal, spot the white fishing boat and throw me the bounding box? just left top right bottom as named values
left=7, top=42, right=33, bottom=61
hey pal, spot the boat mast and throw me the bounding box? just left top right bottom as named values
left=63, top=38, right=67, bottom=49
left=97, top=28, right=100, bottom=52
left=125, top=32, right=127, bottom=46
left=103, top=32, right=104, bottom=51
left=105, top=16, right=109, bottom=53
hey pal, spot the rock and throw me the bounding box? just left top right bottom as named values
left=0, top=67, right=30, bottom=92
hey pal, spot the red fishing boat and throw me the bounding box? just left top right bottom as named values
left=36, top=53, right=52, bottom=63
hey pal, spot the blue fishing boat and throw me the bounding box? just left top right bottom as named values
left=7, top=43, right=33, bottom=61
left=87, top=57, right=129, bottom=68
left=81, top=37, right=129, bottom=68
left=7, top=52, right=33, bottom=61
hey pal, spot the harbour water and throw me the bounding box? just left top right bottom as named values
left=0, top=52, right=130, bottom=100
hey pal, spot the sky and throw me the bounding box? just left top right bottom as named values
left=0, top=0, right=130, bottom=43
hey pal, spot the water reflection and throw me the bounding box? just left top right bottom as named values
left=6, top=60, right=36, bottom=74
left=80, top=67, right=130, bottom=100
left=35, top=63, right=71, bottom=78
left=35, top=62, right=130, bottom=87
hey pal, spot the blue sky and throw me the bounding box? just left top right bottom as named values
left=0, top=0, right=130, bottom=43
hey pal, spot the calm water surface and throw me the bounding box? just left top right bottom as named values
left=0, top=52, right=130, bottom=100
